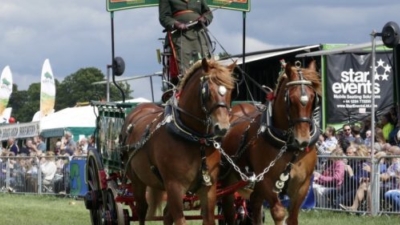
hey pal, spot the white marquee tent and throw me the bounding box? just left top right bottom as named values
left=39, top=97, right=150, bottom=141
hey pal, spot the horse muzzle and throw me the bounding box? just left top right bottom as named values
left=213, top=122, right=230, bottom=137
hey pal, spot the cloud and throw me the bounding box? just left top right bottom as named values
left=1, top=0, right=400, bottom=100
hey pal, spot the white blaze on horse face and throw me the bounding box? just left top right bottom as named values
left=218, top=86, right=227, bottom=96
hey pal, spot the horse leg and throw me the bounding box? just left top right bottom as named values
left=146, top=187, right=164, bottom=219
left=165, top=182, right=186, bottom=225
left=256, top=182, right=286, bottom=225
left=219, top=175, right=236, bottom=225
left=285, top=170, right=312, bottom=225
left=130, top=175, right=148, bottom=225
left=249, top=192, right=265, bottom=225
left=198, top=184, right=217, bottom=225
left=220, top=193, right=236, bottom=224
left=163, top=203, right=174, bottom=225
left=285, top=178, right=309, bottom=225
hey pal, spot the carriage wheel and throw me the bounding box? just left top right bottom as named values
left=85, top=150, right=104, bottom=225
left=103, top=181, right=126, bottom=225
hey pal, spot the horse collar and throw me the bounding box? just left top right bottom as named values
left=164, top=102, right=216, bottom=145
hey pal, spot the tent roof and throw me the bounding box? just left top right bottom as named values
left=40, top=105, right=98, bottom=131
left=218, top=45, right=321, bottom=65
left=295, top=41, right=391, bottom=57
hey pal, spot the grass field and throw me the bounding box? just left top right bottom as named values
left=0, top=193, right=398, bottom=225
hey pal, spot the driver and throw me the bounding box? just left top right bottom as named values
left=159, top=0, right=214, bottom=85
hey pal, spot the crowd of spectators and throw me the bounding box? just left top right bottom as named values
left=0, top=132, right=96, bottom=194
left=314, top=107, right=400, bottom=213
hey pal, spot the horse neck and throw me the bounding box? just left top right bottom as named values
left=178, top=73, right=208, bottom=132
left=272, top=81, right=290, bottom=129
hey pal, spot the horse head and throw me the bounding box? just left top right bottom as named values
left=274, top=60, right=321, bottom=149
left=177, top=58, right=236, bottom=137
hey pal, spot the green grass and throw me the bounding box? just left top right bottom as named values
left=0, top=194, right=90, bottom=225
left=0, top=193, right=398, bottom=225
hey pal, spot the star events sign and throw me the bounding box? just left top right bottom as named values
left=326, top=53, right=393, bottom=124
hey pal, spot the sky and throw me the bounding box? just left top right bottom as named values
left=1, top=0, right=400, bottom=101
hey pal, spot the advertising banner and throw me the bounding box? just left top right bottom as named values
left=106, top=0, right=250, bottom=12
left=326, top=53, right=394, bottom=124
left=40, top=59, right=56, bottom=118
left=0, top=66, right=13, bottom=120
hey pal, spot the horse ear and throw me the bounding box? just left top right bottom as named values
left=308, top=60, right=317, bottom=71
left=285, top=62, right=293, bottom=76
left=202, top=58, right=210, bottom=73
left=226, top=60, right=237, bottom=72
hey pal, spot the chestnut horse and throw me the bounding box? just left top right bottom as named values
left=119, top=59, right=236, bottom=225
left=220, top=61, right=321, bottom=225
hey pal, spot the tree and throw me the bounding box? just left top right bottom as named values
left=9, top=83, right=41, bottom=122
left=56, top=67, right=132, bottom=110
left=8, top=67, right=132, bottom=123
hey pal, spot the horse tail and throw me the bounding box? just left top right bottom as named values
left=146, top=187, right=165, bottom=219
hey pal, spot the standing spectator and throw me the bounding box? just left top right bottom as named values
left=374, top=127, right=387, bottom=153
left=34, top=136, right=46, bottom=153
left=388, top=121, right=400, bottom=146
left=360, top=117, right=372, bottom=139
left=21, top=139, right=41, bottom=156
left=60, top=131, right=76, bottom=156
left=78, top=137, right=88, bottom=155
left=381, top=113, right=395, bottom=142
left=340, top=124, right=355, bottom=144
left=54, top=140, right=62, bottom=156
left=6, top=138, right=19, bottom=156
left=352, top=125, right=364, bottom=145
left=88, top=135, right=96, bottom=151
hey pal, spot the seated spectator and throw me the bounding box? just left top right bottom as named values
left=24, top=154, right=39, bottom=193
left=40, top=151, right=57, bottom=186
left=382, top=153, right=400, bottom=211
left=317, top=126, right=338, bottom=155
left=364, top=130, right=372, bottom=148
left=336, top=144, right=370, bottom=208
left=340, top=151, right=389, bottom=212
left=6, top=138, right=20, bottom=156
left=352, top=125, right=364, bottom=145
left=54, top=154, right=71, bottom=194
left=313, top=147, right=346, bottom=207
left=0, top=151, right=18, bottom=191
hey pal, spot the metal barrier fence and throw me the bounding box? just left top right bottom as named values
left=0, top=155, right=87, bottom=196
left=314, top=154, right=400, bottom=215
left=1, top=154, right=399, bottom=216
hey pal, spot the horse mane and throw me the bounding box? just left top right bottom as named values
left=274, top=64, right=322, bottom=97
left=178, top=59, right=236, bottom=91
